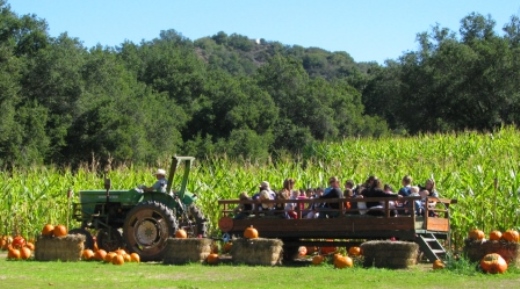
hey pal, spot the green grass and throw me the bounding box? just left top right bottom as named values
left=1, top=254, right=520, bottom=289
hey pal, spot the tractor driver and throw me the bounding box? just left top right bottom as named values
left=142, top=169, right=168, bottom=193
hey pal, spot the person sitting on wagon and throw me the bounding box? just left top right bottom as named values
left=317, top=176, right=344, bottom=218
left=141, top=169, right=168, bottom=193
left=233, top=192, right=254, bottom=219
left=359, top=178, right=398, bottom=216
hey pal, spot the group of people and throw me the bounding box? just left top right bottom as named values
left=233, top=175, right=440, bottom=219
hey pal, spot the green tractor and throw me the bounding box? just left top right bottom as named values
left=71, top=156, right=207, bottom=261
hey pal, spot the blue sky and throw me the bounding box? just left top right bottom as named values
left=8, top=0, right=520, bottom=64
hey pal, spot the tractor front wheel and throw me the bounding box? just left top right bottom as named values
left=123, top=201, right=178, bottom=261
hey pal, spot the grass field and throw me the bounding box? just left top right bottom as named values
left=1, top=252, right=520, bottom=289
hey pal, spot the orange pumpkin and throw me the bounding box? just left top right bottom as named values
left=104, top=252, right=117, bottom=263
left=53, top=224, right=68, bottom=238
left=333, top=254, right=353, bottom=269
left=348, top=246, right=362, bottom=256
left=115, top=248, right=127, bottom=255
left=480, top=253, right=508, bottom=274
left=312, top=254, right=324, bottom=265
left=244, top=226, right=259, bottom=239
left=42, top=224, right=55, bottom=237
left=7, top=247, right=21, bottom=260
left=130, top=253, right=140, bottom=263
left=123, top=253, right=131, bottom=262
left=175, top=229, right=188, bottom=239
left=432, top=259, right=445, bottom=269
left=206, top=253, right=219, bottom=264
left=0, top=236, right=7, bottom=250
left=11, top=236, right=26, bottom=249
left=489, top=230, right=502, bottom=241
left=25, top=242, right=35, bottom=251
left=112, top=254, right=125, bottom=265
left=20, top=247, right=32, bottom=260
left=82, top=249, right=95, bottom=261
left=94, top=249, right=107, bottom=261
left=502, top=230, right=519, bottom=243
left=321, top=246, right=337, bottom=255
left=468, top=229, right=485, bottom=240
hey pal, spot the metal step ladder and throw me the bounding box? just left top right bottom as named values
left=415, top=233, right=447, bottom=262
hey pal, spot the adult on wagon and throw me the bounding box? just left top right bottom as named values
left=141, top=169, right=168, bottom=193
left=317, top=176, right=343, bottom=218
left=233, top=192, right=254, bottom=219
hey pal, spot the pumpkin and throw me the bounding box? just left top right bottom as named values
left=312, top=254, right=324, bottom=265
left=12, top=236, right=26, bottom=249
left=82, top=249, right=95, bottom=261
left=123, top=253, right=131, bottom=262
left=297, top=246, right=307, bottom=256
left=130, top=253, right=140, bottom=263
left=94, top=249, right=107, bottom=261
left=20, top=247, right=32, bottom=260
left=489, top=230, right=502, bottom=241
left=223, top=242, right=233, bottom=253
left=206, top=253, right=219, bottom=264
left=432, top=259, right=445, bottom=270
left=468, top=229, right=485, bottom=240
left=502, top=230, right=520, bottom=243
left=244, top=225, right=259, bottom=239
left=112, top=254, right=125, bottom=265
left=7, top=246, right=21, bottom=260
left=25, top=242, right=35, bottom=251
left=175, top=229, right=188, bottom=239
left=480, top=253, right=508, bottom=274
left=333, top=254, right=353, bottom=269
left=104, top=252, right=117, bottom=263
left=115, top=248, right=127, bottom=255
left=0, top=236, right=7, bottom=250
left=348, top=246, right=362, bottom=256
left=321, top=246, right=337, bottom=255
left=53, top=224, right=68, bottom=238
left=306, top=246, right=318, bottom=255
left=42, top=224, right=55, bottom=237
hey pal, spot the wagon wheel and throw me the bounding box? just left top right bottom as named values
left=96, top=228, right=124, bottom=252
left=69, top=228, right=94, bottom=250
left=123, top=201, right=178, bottom=262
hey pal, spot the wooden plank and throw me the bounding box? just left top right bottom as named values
left=426, top=217, right=450, bottom=232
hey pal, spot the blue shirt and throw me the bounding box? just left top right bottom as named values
left=152, top=177, right=168, bottom=193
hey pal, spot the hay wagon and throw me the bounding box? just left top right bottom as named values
left=218, top=196, right=456, bottom=262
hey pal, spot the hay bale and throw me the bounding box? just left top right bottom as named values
left=463, top=239, right=520, bottom=266
left=35, top=234, right=85, bottom=261
left=163, top=238, right=213, bottom=264
left=360, top=240, right=418, bottom=269
left=230, top=238, right=283, bottom=266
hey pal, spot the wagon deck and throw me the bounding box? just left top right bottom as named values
left=218, top=196, right=456, bottom=261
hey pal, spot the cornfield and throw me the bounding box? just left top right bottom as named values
left=1, top=126, right=520, bottom=250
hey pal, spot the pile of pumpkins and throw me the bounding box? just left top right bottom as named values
left=82, top=247, right=140, bottom=265
left=467, top=228, right=519, bottom=274
left=2, top=235, right=36, bottom=261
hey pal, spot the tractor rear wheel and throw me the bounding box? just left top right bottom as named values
left=123, top=201, right=178, bottom=261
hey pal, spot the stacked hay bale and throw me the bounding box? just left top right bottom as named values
left=463, top=239, right=520, bottom=266
left=35, top=234, right=85, bottom=261
left=230, top=238, right=283, bottom=266
left=360, top=240, right=418, bottom=269
left=163, top=238, right=213, bottom=264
